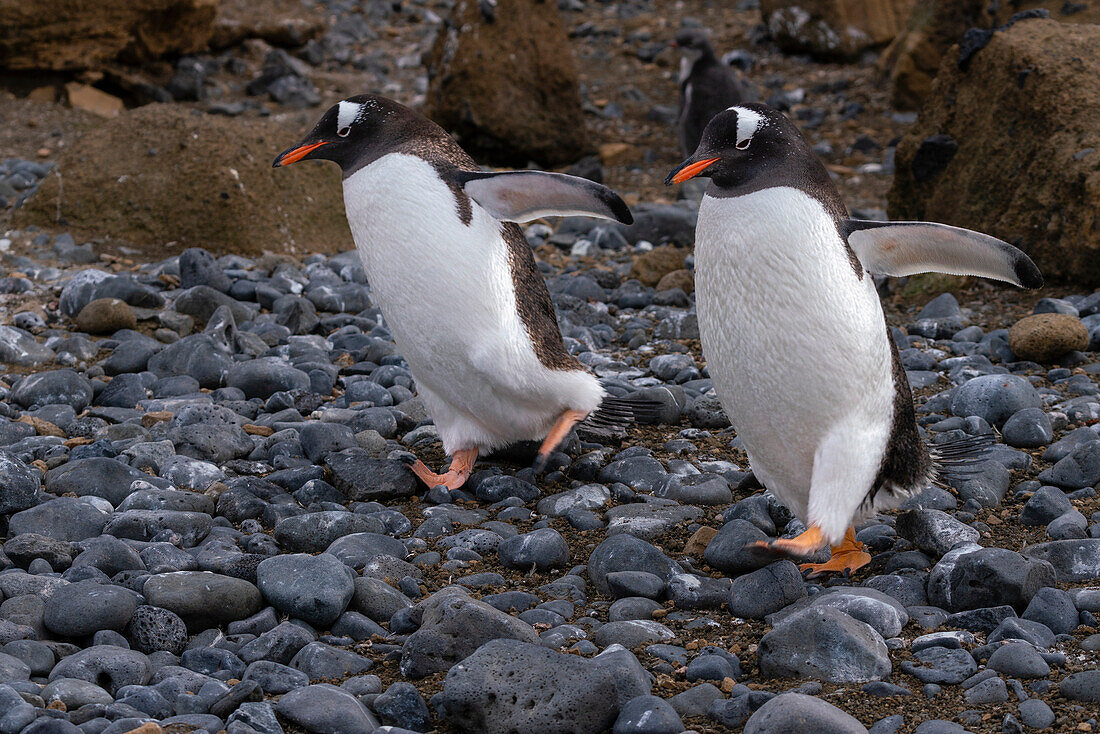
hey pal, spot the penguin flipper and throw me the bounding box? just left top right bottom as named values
left=455, top=170, right=633, bottom=225
left=841, top=220, right=1043, bottom=289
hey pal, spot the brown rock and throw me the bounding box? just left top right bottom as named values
left=13, top=104, right=352, bottom=257
left=64, top=83, right=125, bottom=119
left=74, top=298, right=137, bottom=334
left=424, top=0, right=590, bottom=166
left=760, top=0, right=916, bottom=60
left=0, top=0, right=217, bottom=71
left=684, top=526, right=718, bottom=556
left=1009, top=313, right=1088, bottom=363
left=141, top=411, right=174, bottom=427
left=17, top=415, right=65, bottom=437
left=656, top=268, right=695, bottom=294
left=598, top=143, right=635, bottom=167
left=882, top=0, right=1100, bottom=109
left=888, top=20, right=1100, bottom=286
left=211, top=0, right=326, bottom=49
left=632, top=246, right=687, bottom=288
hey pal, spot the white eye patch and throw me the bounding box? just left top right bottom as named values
left=337, top=100, right=362, bottom=132
left=730, top=106, right=763, bottom=148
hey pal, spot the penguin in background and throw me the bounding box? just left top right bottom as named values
left=673, top=28, right=750, bottom=158
left=666, top=103, right=1042, bottom=575
left=275, top=94, right=652, bottom=490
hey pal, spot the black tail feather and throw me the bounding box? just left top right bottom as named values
left=930, top=433, right=995, bottom=482
left=577, top=393, right=665, bottom=440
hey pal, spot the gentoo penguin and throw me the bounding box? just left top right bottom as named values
left=274, top=94, right=643, bottom=490
left=673, top=29, right=747, bottom=158
left=666, top=103, right=1042, bottom=575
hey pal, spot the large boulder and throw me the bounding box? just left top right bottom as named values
left=14, top=104, right=352, bottom=257
left=760, top=0, right=916, bottom=60
left=887, top=19, right=1100, bottom=286
left=881, top=1, right=1100, bottom=109
left=424, top=0, right=590, bottom=166
left=0, top=0, right=217, bottom=71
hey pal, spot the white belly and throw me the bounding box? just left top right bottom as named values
left=342, top=154, right=601, bottom=453
left=694, top=186, right=894, bottom=520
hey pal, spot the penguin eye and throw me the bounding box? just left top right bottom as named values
left=735, top=138, right=751, bottom=150
left=337, top=126, right=351, bottom=138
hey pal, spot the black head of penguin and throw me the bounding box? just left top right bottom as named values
left=273, top=94, right=450, bottom=176
left=672, top=28, right=716, bottom=60
left=665, top=103, right=835, bottom=205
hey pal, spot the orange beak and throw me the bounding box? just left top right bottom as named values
left=272, top=141, right=329, bottom=167
left=665, top=156, right=721, bottom=185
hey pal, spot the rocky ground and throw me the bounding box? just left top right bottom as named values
left=2, top=1, right=1100, bottom=734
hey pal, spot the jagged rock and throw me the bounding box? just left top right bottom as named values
left=760, top=0, right=916, bottom=60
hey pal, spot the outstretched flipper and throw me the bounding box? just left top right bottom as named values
left=456, top=170, right=633, bottom=225
left=841, top=220, right=1043, bottom=289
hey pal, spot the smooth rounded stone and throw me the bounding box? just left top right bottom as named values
left=1020, top=486, right=1074, bottom=526
left=226, top=358, right=311, bottom=399
left=597, top=456, right=669, bottom=492
left=609, top=597, right=663, bottom=622
left=497, top=528, right=570, bottom=570
left=325, top=450, right=419, bottom=501
left=70, top=535, right=145, bottom=577
left=950, top=374, right=1041, bottom=428
left=0, top=324, right=55, bottom=366
left=590, top=645, right=655, bottom=707
left=352, top=577, right=413, bottom=623
left=43, top=580, right=139, bottom=637
left=181, top=645, right=246, bottom=679
left=44, top=458, right=147, bottom=506
left=434, top=639, right=622, bottom=734
left=606, top=572, right=666, bottom=600
left=911, top=631, right=975, bottom=653
left=399, top=588, right=539, bottom=679
left=0, top=451, right=39, bottom=515
left=928, top=546, right=1056, bottom=612
left=685, top=647, right=741, bottom=682
left=0, top=651, right=31, bottom=681
left=1, top=639, right=52, bottom=676
left=863, top=573, right=927, bottom=607
left=373, top=681, right=430, bottom=732
left=226, top=701, right=280, bottom=733
left=237, top=621, right=315, bottom=665
left=147, top=333, right=232, bottom=387
left=8, top=497, right=110, bottom=542
left=142, top=572, right=262, bottom=629
left=767, top=587, right=909, bottom=638
left=668, top=682, right=724, bottom=718
left=1018, top=698, right=1055, bottom=728
left=613, top=694, right=684, bottom=734
left=276, top=683, right=380, bottom=733
left=1058, top=670, right=1100, bottom=702
left=41, top=677, right=114, bottom=708
left=604, top=502, right=702, bottom=541
left=1022, top=587, right=1078, bottom=635
left=103, top=509, right=213, bottom=547
left=987, top=641, right=1050, bottom=678
left=707, top=691, right=774, bottom=729
left=536, top=484, right=611, bottom=517
left=757, top=607, right=891, bottom=683
left=244, top=660, right=309, bottom=695
left=899, top=647, right=977, bottom=685
left=1009, top=313, right=1089, bottom=362
left=703, top=519, right=774, bottom=574
left=895, top=509, right=980, bottom=557
left=587, top=535, right=682, bottom=596
left=593, top=620, right=675, bottom=649
left=1037, top=441, right=1100, bottom=490
left=666, top=573, right=731, bottom=610
left=912, top=721, right=968, bottom=734
left=95, top=372, right=148, bottom=408
left=126, top=605, right=187, bottom=656
left=179, top=248, right=232, bottom=292
left=297, top=422, right=357, bottom=463
left=743, top=693, right=869, bottom=734
left=1023, top=539, right=1100, bottom=582
left=10, top=369, right=93, bottom=411
left=140, top=542, right=199, bottom=574
left=653, top=473, right=732, bottom=506
left=728, top=561, right=807, bottom=619
left=963, top=676, right=1008, bottom=704
left=1002, top=408, right=1054, bottom=448
left=290, top=642, right=373, bottom=680
left=256, top=553, right=355, bottom=628
left=48, top=646, right=151, bottom=695
left=274, top=515, right=385, bottom=556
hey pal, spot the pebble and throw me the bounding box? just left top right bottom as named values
left=743, top=692, right=869, bottom=734
left=256, top=553, right=355, bottom=627
left=757, top=607, right=891, bottom=683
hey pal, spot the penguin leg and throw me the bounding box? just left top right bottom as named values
left=405, top=448, right=479, bottom=490
left=534, top=409, right=588, bottom=472
left=799, top=527, right=872, bottom=577
left=747, top=525, right=826, bottom=556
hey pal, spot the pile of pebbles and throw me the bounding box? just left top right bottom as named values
left=0, top=212, right=1099, bottom=734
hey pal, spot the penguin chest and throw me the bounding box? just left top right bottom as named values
left=693, top=187, right=895, bottom=503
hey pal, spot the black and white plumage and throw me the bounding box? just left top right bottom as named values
left=666, top=103, right=1041, bottom=570
left=674, top=29, right=748, bottom=158
left=273, top=94, right=648, bottom=488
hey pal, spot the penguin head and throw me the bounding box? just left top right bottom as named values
left=273, top=94, right=420, bottom=172
left=671, top=29, right=714, bottom=63
left=665, top=104, right=800, bottom=188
